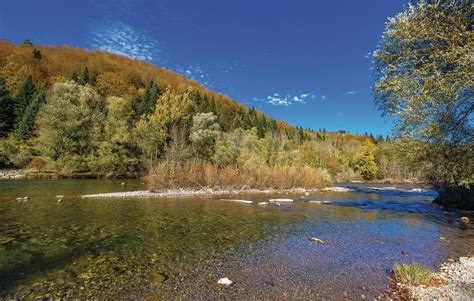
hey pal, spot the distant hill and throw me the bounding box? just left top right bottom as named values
left=0, top=40, right=296, bottom=135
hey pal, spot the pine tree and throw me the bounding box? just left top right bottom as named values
left=70, top=70, right=79, bottom=82
left=32, top=48, right=42, bottom=60
left=22, top=39, right=33, bottom=46
left=0, top=76, right=15, bottom=136
left=78, top=67, right=90, bottom=85
left=14, top=75, right=37, bottom=125
left=136, top=81, right=160, bottom=118
left=14, top=89, right=45, bottom=141
left=298, top=126, right=305, bottom=142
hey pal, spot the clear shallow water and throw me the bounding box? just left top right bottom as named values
left=0, top=180, right=472, bottom=299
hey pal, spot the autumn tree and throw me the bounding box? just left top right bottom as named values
left=354, top=139, right=378, bottom=180
left=134, top=88, right=192, bottom=168
left=373, top=0, right=473, bottom=208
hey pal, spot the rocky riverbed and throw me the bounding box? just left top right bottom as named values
left=402, top=256, right=474, bottom=300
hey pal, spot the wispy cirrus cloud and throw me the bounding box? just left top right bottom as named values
left=176, top=64, right=214, bottom=88
left=89, top=21, right=165, bottom=63
left=344, top=90, right=357, bottom=95
left=254, top=92, right=319, bottom=106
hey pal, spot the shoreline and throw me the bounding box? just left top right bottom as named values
left=398, top=257, right=474, bottom=299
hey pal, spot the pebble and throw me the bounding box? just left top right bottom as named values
left=460, top=217, right=469, bottom=224
left=217, top=277, right=233, bottom=286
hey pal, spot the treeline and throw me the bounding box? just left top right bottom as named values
left=0, top=41, right=418, bottom=186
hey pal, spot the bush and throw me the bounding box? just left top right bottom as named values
left=147, top=162, right=332, bottom=190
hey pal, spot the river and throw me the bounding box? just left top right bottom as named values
left=0, top=179, right=472, bottom=299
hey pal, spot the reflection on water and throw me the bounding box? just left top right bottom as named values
left=0, top=180, right=472, bottom=299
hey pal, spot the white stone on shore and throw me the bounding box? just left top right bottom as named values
left=269, top=198, right=294, bottom=203
left=321, top=187, right=353, bottom=192
left=258, top=202, right=268, bottom=205
left=309, top=200, right=323, bottom=204
left=217, top=277, right=233, bottom=286
left=221, top=199, right=253, bottom=204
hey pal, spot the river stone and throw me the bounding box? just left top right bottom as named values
left=149, top=272, right=168, bottom=284
left=308, top=237, right=325, bottom=244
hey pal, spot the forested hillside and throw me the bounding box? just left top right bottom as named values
left=0, top=41, right=417, bottom=186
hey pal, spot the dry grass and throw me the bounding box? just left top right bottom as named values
left=147, top=162, right=332, bottom=191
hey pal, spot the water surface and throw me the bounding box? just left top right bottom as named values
left=0, top=180, right=472, bottom=299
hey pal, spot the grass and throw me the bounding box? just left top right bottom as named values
left=392, top=263, right=434, bottom=286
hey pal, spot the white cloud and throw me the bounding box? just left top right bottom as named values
left=89, top=21, right=163, bottom=62
left=255, top=92, right=321, bottom=106
left=177, top=64, right=214, bottom=88
left=345, top=90, right=357, bottom=95
left=321, top=95, right=327, bottom=100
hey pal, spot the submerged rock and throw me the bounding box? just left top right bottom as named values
left=217, top=277, right=233, bottom=286
left=269, top=198, right=293, bottom=203
left=308, top=237, right=325, bottom=244
left=149, top=272, right=168, bottom=284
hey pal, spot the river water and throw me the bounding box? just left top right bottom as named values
left=0, top=180, right=472, bottom=299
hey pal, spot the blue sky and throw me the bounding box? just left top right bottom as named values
left=0, top=0, right=408, bottom=135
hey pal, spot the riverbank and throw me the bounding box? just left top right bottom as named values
left=396, top=257, right=474, bottom=299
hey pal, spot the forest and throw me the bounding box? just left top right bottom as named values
left=0, top=40, right=421, bottom=188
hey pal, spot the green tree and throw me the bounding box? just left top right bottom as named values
left=22, top=39, right=33, bottom=46
left=136, top=80, right=160, bottom=118
left=70, top=70, right=79, bottom=82
left=373, top=0, right=473, bottom=208
left=14, top=89, right=45, bottom=141
left=78, top=67, right=90, bottom=85
left=35, top=82, right=105, bottom=171
left=0, top=76, right=15, bottom=136
left=189, top=112, right=221, bottom=160
left=32, top=48, right=42, bottom=60
left=14, top=75, right=37, bottom=125
left=93, top=96, right=135, bottom=176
